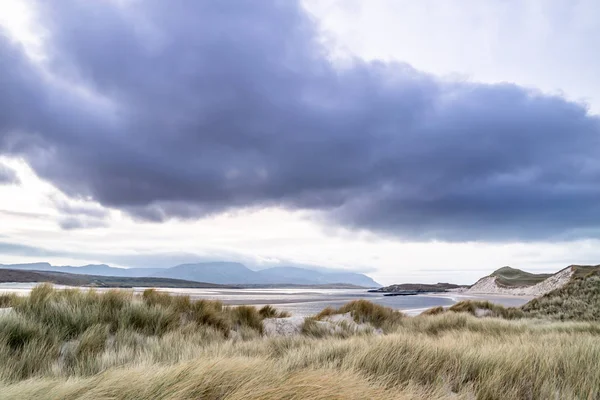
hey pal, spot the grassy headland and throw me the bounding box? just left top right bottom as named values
left=1, top=285, right=600, bottom=399
left=489, top=266, right=552, bottom=287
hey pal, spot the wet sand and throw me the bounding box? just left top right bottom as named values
left=144, top=288, right=533, bottom=316
left=427, top=292, right=534, bottom=307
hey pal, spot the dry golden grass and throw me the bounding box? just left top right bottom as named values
left=0, top=356, right=456, bottom=400
left=420, top=306, right=445, bottom=316
left=258, top=304, right=291, bottom=319
left=448, top=300, right=525, bottom=319
left=315, top=299, right=404, bottom=332
left=0, top=292, right=18, bottom=308
left=2, top=285, right=600, bottom=399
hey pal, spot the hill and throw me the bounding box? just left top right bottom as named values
left=0, top=268, right=226, bottom=288
left=0, top=262, right=379, bottom=287
left=570, top=264, right=600, bottom=278
left=0, top=269, right=88, bottom=286
left=522, top=265, right=600, bottom=321
left=152, top=262, right=261, bottom=284
left=370, top=267, right=561, bottom=296
left=490, top=266, right=552, bottom=287
left=467, top=266, right=572, bottom=296
left=0, top=263, right=159, bottom=277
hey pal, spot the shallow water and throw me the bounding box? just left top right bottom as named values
left=268, top=294, right=458, bottom=317
left=0, top=284, right=531, bottom=317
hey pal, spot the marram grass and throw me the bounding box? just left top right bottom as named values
left=1, top=285, right=600, bottom=399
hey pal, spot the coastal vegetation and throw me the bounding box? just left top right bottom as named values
left=375, top=265, right=600, bottom=299
left=420, top=267, right=600, bottom=322
left=1, top=285, right=600, bottom=399
left=523, top=268, right=600, bottom=321
left=314, top=299, right=404, bottom=331
left=489, top=266, right=553, bottom=287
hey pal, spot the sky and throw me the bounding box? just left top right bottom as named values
left=1, top=0, right=599, bottom=285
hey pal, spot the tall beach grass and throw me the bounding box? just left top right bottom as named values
left=1, top=285, right=599, bottom=399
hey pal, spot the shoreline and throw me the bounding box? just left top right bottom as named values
left=0, top=283, right=533, bottom=316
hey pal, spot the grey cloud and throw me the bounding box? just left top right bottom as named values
left=0, top=240, right=212, bottom=267
left=0, top=163, right=19, bottom=185
left=0, top=241, right=62, bottom=259
left=57, top=216, right=108, bottom=231
left=52, top=197, right=109, bottom=230
left=0, top=240, right=221, bottom=269
left=0, top=209, right=49, bottom=219
left=52, top=197, right=109, bottom=219
left=0, top=0, right=599, bottom=240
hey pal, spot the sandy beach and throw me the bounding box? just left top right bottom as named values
left=0, top=283, right=533, bottom=317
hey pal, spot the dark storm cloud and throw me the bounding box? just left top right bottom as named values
left=0, top=0, right=599, bottom=240
left=0, top=163, right=19, bottom=185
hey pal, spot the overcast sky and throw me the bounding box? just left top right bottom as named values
left=1, top=0, right=599, bottom=285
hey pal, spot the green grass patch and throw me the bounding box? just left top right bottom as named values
left=490, top=266, right=552, bottom=287
left=523, top=270, right=600, bottom=321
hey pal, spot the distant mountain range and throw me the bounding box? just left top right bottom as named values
left=0, top=262, right=380, bottom=287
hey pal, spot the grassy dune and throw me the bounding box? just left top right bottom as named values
left=1, top=286, right=600, bottom=399
left=524, top=268, right=600, bottom=321
left=490, top=266, right=552, bottom=287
